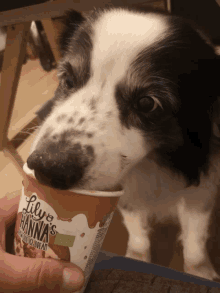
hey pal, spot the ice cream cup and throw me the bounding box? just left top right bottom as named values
left=14, top=163, right=124, bottom=293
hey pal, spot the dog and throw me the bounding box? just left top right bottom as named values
left=26, top=6, right=220, bottom=280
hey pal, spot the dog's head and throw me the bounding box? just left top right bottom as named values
left=27, top=7, right=220, bottom=190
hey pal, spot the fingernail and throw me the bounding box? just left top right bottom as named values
left=62, top=268, right=84, bottom=292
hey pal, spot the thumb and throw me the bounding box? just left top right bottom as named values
left=0, top=250, right=84, bottom=293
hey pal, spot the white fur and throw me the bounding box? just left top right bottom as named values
left=31, top=76, right=148, bottom=190
left=120, top=208, right=151, bottom=263
left=31, top=9, right=167, bottom=191
left=29, top=8, right=220, bottom=280
left=91, top=9, right=167, bottom=86
left=119, top=154, right=220, bottom=279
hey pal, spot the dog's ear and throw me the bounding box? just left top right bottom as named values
left=154, top=55, right=220, bottom=187
left=59, top=10, right=86, bottom=56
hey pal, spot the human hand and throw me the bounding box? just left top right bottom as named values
left=0, top=191, right=85, bottom=293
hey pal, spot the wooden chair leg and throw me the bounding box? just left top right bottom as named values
left=0, top=22, right=31, bottom=151
left=41, top=18, right=61, bottom=63
left=3, top=140, right=26, bottom=178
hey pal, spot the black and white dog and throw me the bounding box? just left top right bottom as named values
left=27, top=6, right=220, bottom=280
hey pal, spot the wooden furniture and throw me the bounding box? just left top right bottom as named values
left=0, top=0, right=63, bottom=168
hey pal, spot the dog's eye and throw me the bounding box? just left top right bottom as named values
left=65, top=75, right=75, bottom=89
left=135, top=96, right=157, bottom=113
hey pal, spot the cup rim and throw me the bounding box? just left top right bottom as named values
left=68, top=188, right=124, bottom=197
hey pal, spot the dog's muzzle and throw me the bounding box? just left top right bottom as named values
left=27, top=141, right=94, bottom=190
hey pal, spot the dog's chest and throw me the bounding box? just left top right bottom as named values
left=118, top=159, right=181, bottom=221
left=118, top=158, right=215, bottom=223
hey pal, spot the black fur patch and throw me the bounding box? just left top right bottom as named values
left=78, top=117, right=86, bottom=126
left=89, top=97, right=97, bottom=111
left=57, top=114, right=66, bottom=122
left=115, top=13, right=219, bottom=187
left=68, top=117, right=74, bottom=123
left=59, top=10, right=86, bottom=55
left=87, top=132, right=94, bottom=138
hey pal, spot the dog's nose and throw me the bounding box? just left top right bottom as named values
left=26, top=143, right=91, bottom=189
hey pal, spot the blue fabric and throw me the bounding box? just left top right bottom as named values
left=94, top=250, right=220, bottom=288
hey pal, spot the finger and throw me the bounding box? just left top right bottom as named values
left=0, top=221, right=6, bottom=251
left=0, top=251, right=84, bottom=293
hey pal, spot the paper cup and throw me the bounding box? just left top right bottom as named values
left=14, top=163, right=124, bottom=293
